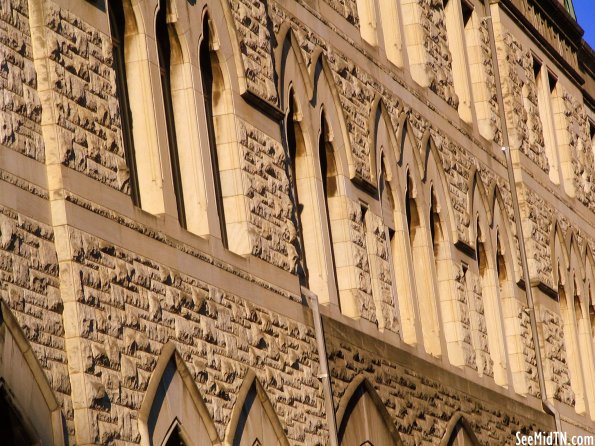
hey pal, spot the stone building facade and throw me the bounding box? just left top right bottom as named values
left=0, top=0, right=594, bottom=444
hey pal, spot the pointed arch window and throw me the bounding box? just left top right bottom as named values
left=200, top=16, right=229, bottom=248
left=558, top=278, right=587, bottom=414
left=287, top=92, right=308, bottom=285
left=318, top=114, right=339, bottom=294
left=156, top=0, right=186, bottom=226
left=474, top=217, right=509, bottom=386
left=109, top=0, right=140, bottom=205
left=336, top=378, right=402, bottom=446
left=405, top=173, right=442, bottom=356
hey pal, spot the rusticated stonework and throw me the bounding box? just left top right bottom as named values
left=44, top=1, right=130, bottom=192
left=0, top=0, right=44, bottom=162
left=238, top=120, right=298, bottom=273
left=227, top=0, right=279, bottom=107
left=0, top=0, right=594, bottom=444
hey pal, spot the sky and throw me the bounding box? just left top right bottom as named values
left=574, top=0, right=595, bottom=48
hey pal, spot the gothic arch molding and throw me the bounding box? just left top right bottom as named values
left=490, top=186, right=521, bottom=283
left=421, top=132, right=459, bottom=245
left=468, top=171, right=493, bottom=244
left=224, top=370, right=289, bottom=446
left=311, top=54, right=354, bottom=179
left=277, top=27, right=314, bottom=107
left=440, top=413, right=481, bottom=446
left=336, top=376, right=403, bottom=446
left=138, top=342, right=220, bottom=446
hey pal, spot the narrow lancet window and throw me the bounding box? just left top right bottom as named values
left=200, top=16, right=228, bottom=248
left=156, top=0, right=186, bottom=226
left=109, top=1, right=140, bottom=205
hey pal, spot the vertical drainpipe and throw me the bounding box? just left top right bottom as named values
left=482, top=0, right=562, bottom=432
left=304, top=287, right=340, bottom=446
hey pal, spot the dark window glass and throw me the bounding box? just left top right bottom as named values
left=156, top=0, right=186, bottom=227
left=200, top=17, right=228, bottom=248
left=109, top=1, right=140, bottom=205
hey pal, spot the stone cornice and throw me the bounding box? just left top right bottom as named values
left=494, top=0, right=584, bottom=86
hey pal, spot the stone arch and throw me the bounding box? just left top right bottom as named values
left=0, top=300, right=65, bottom=446
left=168, top=0, right=249, bottom=98
left=397, top=117, right=443, bottom=356
left=469, top=173, right=509, bottom=386
left=283, top=83, right=337, bottom=304
left=489, top=187, right=521, bottom=283
left=336, top=376, right=403, bottom=446
left=552, top=225, right=587, bottom=414
left=276, top=27, right=314, bottom=110
left=420, top=133, right=467, bottom=367
left=138, top=342, right=220, bottom=446
left=440, top=413, right=481, bottom=446
left=148, top=1, right=214, bottom=236
left=371, top=100, right=408, bottom=333
left=225, top=370, right=289, bottom=446
left=421, top=131, right=459, bottom=245
left=311, top=54, right=354, bottom=180
left=109, top=0, right=170, bottom=215
left=198, top=8, right=252, bottom=254
left=277, top=29, right=326, bottom=293
left=569, top=236, right=594, bottom=416
left=491, top=186, right=530, bottom=394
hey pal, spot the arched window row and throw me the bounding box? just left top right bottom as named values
left=139, top=359, right=485, bottom=446
left=106, top=1, right=595, bottom=398
left=107, top=0, right=239, bottom=250
left=354, top=1, right=581, bottom=195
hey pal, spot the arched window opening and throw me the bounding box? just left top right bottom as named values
left=406, top=173, right=441, bottom=356
left=200, top=16, right=228, bottom=248
left=379, top=158, right=416, bottom=344
left=287, top=93, right=308, bottom=286
left=337, top=379, right=402, bottom=446
left=558, top=279, right=587, bottom=414
left=475, top=220, right=508, bottom=387
left=573, top=279, right=595, bottom=417
left=227, top=374, right=289, bottom=446
left=429, top=188, right=442, bottom=259
left=532, top=56, right=561, bottom=186
left=446, top=421, right=478, bottom=446
left=496, top=238, right=507, bottom=284
left=475, top=225, right=486, bottom=278
left=318, top=113, right=340, bottom=298
left=405, top=174, right=419, bottom=240
left=156, top=0, right=186, bottom=227
left=319, top=115, right=339, bottom=200
left=109, top=0, right=140, bottom=205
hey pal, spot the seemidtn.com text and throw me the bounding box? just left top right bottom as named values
left=515, top=432, right=595, bottom=445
